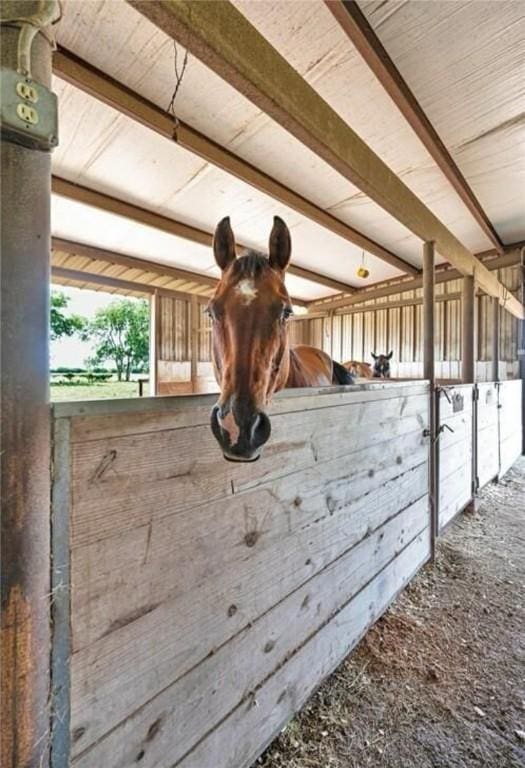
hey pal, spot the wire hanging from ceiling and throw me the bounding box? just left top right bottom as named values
left=167, top=40, right=189, bottom=138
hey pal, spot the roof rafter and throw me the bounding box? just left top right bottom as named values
left=51, top=178, right=328, bottom=302
left=52, top=237, right=217, bottom=291
left=51, top=264, right=210, bottom=302
left=53, top=46, right=417, bottom=277
left=127, top=0, right=523, bottom=319
left=325, top=0, right=504, bottom=255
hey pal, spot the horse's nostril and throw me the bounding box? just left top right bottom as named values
left=252, top=411, right=271, bottom=448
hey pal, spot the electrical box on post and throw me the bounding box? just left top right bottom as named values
left=1, top=68, right=58, bottom=151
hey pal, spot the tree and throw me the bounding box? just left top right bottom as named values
left=50, top=291, right=85, bottom=340
left=83, top=299, right=149, bottom=381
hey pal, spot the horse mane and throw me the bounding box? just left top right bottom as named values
left=230, top=251, right=271, bottom=279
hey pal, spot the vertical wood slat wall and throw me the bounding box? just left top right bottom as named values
left=292, top=265, right=521, bottom=380
left=155, top=264, right=520, bottom=384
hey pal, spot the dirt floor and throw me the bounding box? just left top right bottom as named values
left=256, top=458, right=525, bottom=768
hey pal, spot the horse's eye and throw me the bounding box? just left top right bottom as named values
left=206, top=303, right=222, bottom=321
left=282, top=306, right=293, bottom=321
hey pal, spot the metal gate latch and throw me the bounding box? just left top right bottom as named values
left=423, top=423, right=454, bottom=444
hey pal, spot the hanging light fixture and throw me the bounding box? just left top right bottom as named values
left=356, top=250, right=370, bottom=279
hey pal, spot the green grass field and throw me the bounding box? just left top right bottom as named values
left=51, top=380, right=140, bottom=401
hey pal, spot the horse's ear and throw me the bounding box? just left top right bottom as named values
left=387, top=350, right=393, bottom=359
left=371, top=352, right=378, bottom=360
left=213, top=217, right=236, bottom=271
left=269, top=216, right=291, bottom=272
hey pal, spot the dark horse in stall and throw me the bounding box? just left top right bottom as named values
left=371, top=351, right=393, bottom=378
left=208, top=216, right=354, bottom=461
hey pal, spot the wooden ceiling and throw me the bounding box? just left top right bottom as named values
left=51, top=0, right=524, bottom=313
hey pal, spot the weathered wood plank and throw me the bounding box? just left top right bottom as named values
left=70, top=461, right=428, bottom=750
left=67, top=382, right=429, bottom=443
left=177, top=531, right=430, bottom=768
left=477, top=383, right=499, bottom=487
left=438, top=386, right=473, bottom=530
left=437, top=409, right=473, bottom=453
left=438, top=439, right=472, bottom=485
left=72, top=499, right=428, bottom=765
left=71, top=429, right=428, bottom=648
left=70, top=394, right=429, bottom=547
left=50, top=418, right=72, bottom=768
left=498, top=380, right=522, bottom=476
left=439, top=485, right=472, bottom=531
left=437, top=384, right=473, bottom=421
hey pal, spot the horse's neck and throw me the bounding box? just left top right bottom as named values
left=285, top=345, right=332, bottom=388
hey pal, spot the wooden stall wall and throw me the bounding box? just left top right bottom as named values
left=156, top=294, right=216, bottom=395
left=300, top=264, right=521, bottom=381
left=53, top=382, right=431, bottom=768
left=437, top=384, right=474, bottom=532
left=476, top=382, right=499, bottom=489
left=498, top=379, right=522, bottom=477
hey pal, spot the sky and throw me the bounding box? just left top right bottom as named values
left=50, top=285, right=143, bottom=368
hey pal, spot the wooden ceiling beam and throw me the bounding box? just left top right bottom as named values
left=51, top=265, right=209, bottom=302
left=53, top=46, right=415, bottom=277
left=325, top=0, right=504, bottom=256
left=308, top=249, right=523, bottom=312
left=52, top=236, right=218, bottom=290
left=51, top=176, right=345, bottom=300
left=128, top=0, right=524, bottom=319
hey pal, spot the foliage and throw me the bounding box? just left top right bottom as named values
left=51, top=367, right=85, bottom=374
left=82, top=299, right=149, bottom=381
left=50, top=291, right=86, bottom=340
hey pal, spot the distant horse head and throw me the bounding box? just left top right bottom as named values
left=209, top=216, right=293, bottom=462
left=371, top=351, right=393, bottom=378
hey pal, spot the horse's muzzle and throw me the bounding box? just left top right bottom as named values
left=211, top=403, right=271, bottom=461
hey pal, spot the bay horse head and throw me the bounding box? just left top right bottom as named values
left=371, top=351, right=393, bottom=378
left=209, top=216, right=293, bottom=462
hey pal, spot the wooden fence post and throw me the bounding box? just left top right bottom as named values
left=1, top=5, right=56, bottom=765
left=461, top=275, right=475, bottom=383
left=190, top=294, right=199, bottom=392
left=149, top=291, right=159, bottom=395
left=491, top=296, right=499, bottom=382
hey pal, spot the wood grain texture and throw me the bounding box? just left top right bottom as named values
left=498, top=380, right=522, bottom=477
left=476, top=383, right=499, bottom=488
left=178, top=530, right=430, bottom=768
left=70, top=393, right=429, bottom=547
left=438, top=386, right=473, bottom=531
left=72, top=499, right=428, bottom=765
left=63, top=385, right=430, bottom=760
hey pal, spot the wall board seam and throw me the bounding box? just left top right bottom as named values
left=50, top=417, right=72, bottom=768
left=69, top=454, right=429, bottom=553
left=67, top=388, right=430, bottom=444
left=54, top=382, right=429, bottom=420
left=71, top=482, right=428, bottom=658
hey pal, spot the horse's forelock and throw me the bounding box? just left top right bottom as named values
left=230, top=251, right=270, bottom=281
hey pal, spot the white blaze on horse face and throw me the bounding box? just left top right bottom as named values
left=235, top=279, right=258, bottom=305
left=218, top=410, right=240, bottom=447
